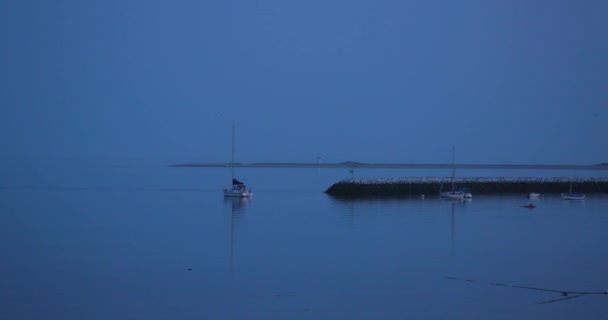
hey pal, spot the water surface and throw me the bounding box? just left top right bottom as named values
left=1, top=164, right=607, bottom=319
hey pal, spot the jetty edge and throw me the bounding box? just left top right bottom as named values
left=324, top=177, right=608, bottom=198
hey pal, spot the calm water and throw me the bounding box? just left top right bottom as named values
left=1, top=164, right=608, bottom=319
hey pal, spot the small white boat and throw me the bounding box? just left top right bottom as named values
left=528, top=192, right=541, bottom=198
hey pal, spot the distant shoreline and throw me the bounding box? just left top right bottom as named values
left=170, top=162, right=608, bottom=170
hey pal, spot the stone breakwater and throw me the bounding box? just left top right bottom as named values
left=325, top=177, right=608, bottom=198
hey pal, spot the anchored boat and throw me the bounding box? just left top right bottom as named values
left=440, top=146, right=466, bottom=200
left=223, top=125, right=252, bottom=198
left=562, top=182, right=584, bottom=200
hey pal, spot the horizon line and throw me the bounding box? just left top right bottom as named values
left=169, top=162, right=608, bottom=170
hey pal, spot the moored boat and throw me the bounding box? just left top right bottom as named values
left=224, top=125, right=253, bottom=198
left=441, top=190, right=465, bottom=200
left=562, top=182, right=584, bottom=200
left=562, top=193, right=585, bottom=200
left=224, top=178, right=252, bottom=198
left=440, top=146, right=468, bottom=200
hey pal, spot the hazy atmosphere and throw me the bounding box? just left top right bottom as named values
left=2, top=0, right=607, bottom=165
left=3, top=2, right=608, bottom=319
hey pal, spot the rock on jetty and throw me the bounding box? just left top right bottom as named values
left=325, top=177, right=608, bottom=198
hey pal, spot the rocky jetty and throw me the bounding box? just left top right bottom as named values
left=325, top=177, right=608, bottom=198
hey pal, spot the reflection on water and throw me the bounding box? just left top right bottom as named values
left=330, top=196, right=471, bottom=250
left=223, top=196, right=251, bottom=216
left=445, top=275, right=608, bottom=305
left=325, top=194, right=608, bottom=309
left=451, top=201, right=455, bottom=249
left=223, top=197, right=251, bottom=272
left=2, top=165, right=608, bottom=319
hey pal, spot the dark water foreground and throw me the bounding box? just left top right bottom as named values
left=325, top=177, right=608, bottom=198
left=3, top=164, right=608, bottom=319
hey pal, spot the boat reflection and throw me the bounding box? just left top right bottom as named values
left=223, top=197, right=251, bottom=272
left=447, top=198, right=469, bottom=249
left=450, top=201, right=456, bottom=249
left=223, top=197, right=251, bottom=216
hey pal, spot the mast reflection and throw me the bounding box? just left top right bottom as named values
left=447, top=198, right=469, bottom=249
left=223, top=197, right=250, bottom=272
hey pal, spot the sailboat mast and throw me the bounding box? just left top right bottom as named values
left=451, top=145, right=455, bottom=191
left=231, top=125, right=235, bottom=181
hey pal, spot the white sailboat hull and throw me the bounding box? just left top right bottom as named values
left=441, top=191, right=465, bottom=200
left=562, top=193, right=585, bottom=200
left=224, top=190, right=252, bottom=198
left=562, top=182, right=584, bottom=200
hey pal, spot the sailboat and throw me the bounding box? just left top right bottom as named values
left=224, top=125, right=252, bottom=198
left=562, top=182, right=584, bottom=200
left=440, top=146, right=465, bottom=200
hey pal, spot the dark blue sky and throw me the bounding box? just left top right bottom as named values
left=2, top=0, right=607, bottom=165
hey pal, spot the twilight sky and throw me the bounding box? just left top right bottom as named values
left=2, top=0, right=607, bottom=165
